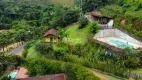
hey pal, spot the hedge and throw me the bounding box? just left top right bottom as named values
left=24, top=59, right=100, bottom=80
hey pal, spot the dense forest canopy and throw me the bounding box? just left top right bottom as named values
left=0, top=0, right=79, bottom=50
left=0, top=0, right=78, bottom=29
left=0, top=0, right=142, bottom=38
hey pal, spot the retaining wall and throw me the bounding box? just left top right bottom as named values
left=94, top=29, right=142, bottom=45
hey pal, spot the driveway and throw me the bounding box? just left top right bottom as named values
left=9, top=45, right=24, bottom=55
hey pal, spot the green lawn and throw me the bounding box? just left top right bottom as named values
left=95, top=71, right=121, bottom=80
left=91, top=69, right=127, bottom=80
left=132, top=68, right=142, bottom=75
left=64, top=23, right=93, bottom=45
left=26, top=46, right=45, bottom=59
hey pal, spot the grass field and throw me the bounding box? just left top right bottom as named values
left=64, top=23, right=93, bottom=45
left=49, top=0, right=75, bottom=7
left=132, top=68, right=142, bottom=75
left=26, top=46, right=45, bottom=59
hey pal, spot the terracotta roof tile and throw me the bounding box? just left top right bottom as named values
left=19, top=73, right=66, bottom=80
left=44, top=28, right=58, bottom=37
left=15, top=67, right=29, bottom=79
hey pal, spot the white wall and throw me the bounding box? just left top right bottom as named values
left=107, top=20, right=113, bottom=28
left=94, top=29, right=142, bottom=45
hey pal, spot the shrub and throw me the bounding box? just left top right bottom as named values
left=90, top=22, right=100, bottom=34
left=24, top=40, right=36, bottom=50
left=119, top=0, right=125, bottom=6
left=0, top=75, right=10, bottom=80
left=63, top=53, right=129, bottom=78
left=64, top=54, right=91, bottom=67
left=22, top=50, right=28, bottom=58
left=78, top=16, right=88, bottom=29
left=0, top=54, right=22, bottom=76
left=54, top=47, right=66, bottom=60
left=34, top=40, right=53, bottom=54
left=25, top=59, right=100, bottom=80
left=125, top=58, right=140, bottom=69
left=9, top=46, right=14, bottom=50
left=137, top=3, right=142, bottom=10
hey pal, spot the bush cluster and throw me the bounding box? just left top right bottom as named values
left=64, top=54, right=129, bottom=78
left=25, top=59, right=100, bottom=80
left=0, top=54, right=22, bottom=76
left=34, top=40, right=53, bottom=54
left=78, top=16, right=88, bottom=29
left=0, top=75, right=10, bottom=80
left=116, top=24, right=142, bottom=38
left=90, top=22, right=100, bottom=34
left=24, top=40, right=36, bottom=50
left=22, top=49, right=28, bottom=58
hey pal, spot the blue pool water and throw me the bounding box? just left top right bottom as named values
left=10, top=72, right=17, bottom=80
left=109, top=39, right=133, bottom=48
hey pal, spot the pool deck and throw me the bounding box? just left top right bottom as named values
left=95, top=37, right=142, bottom=50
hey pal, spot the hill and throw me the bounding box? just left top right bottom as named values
left=1, top=0, right=75, bottom=7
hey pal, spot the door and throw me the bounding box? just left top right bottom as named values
left=50, top=37, right=53, bottom=42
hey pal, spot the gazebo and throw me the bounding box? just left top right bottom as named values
left=43, top=28, right=60, bottom=42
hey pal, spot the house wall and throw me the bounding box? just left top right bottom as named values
left=45, top=36, right=58, bottom=42
left=46, top=37, right=51, bottom=42
left=107, top=20, right=113, bottom=28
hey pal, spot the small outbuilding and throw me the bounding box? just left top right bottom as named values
left=43, top=28, right=60, bottom=42
left=90, top=14, right=114, bottom=29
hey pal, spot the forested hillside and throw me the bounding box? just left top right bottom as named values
left=101, top=0, right=142, bottom=38
left=0, top=0, right=77, bottom=29
left=0, top=0, right=142, bottom=80
left=0, top=0, right=78, bottom=50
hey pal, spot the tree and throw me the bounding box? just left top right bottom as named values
left=90, top=22, right=100, bottom=34
left=119, top=0, right=125, bottom=6
left=100, top=5, right=123, bottom=18
left=0, top=30, right=12, bottom=51
left=76, top=0, right=117, bottom=13
left=54, top=47, right=66, bottom=60
left=78, top=16, right=88, bottom=29
left=35, top=40, right=53, bottom=55
left=12, top=20, right=31, bottom=30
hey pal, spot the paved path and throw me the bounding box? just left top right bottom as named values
left=89, top=69, right=121, bottom=80
left=9, top=45, right=24, bottom=55
left=89, top=69, right=108, bottom=80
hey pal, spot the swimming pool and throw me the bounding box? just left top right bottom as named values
left=108, top=38, right=133, bottom=48
left=10, top=72, right=17, bottom=80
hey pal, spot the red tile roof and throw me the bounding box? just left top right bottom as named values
left=15, top=67, right=29, bottom=79
left=44, top=28, right=58, bottom=37
left=19, top=73, right=66, bottom=80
